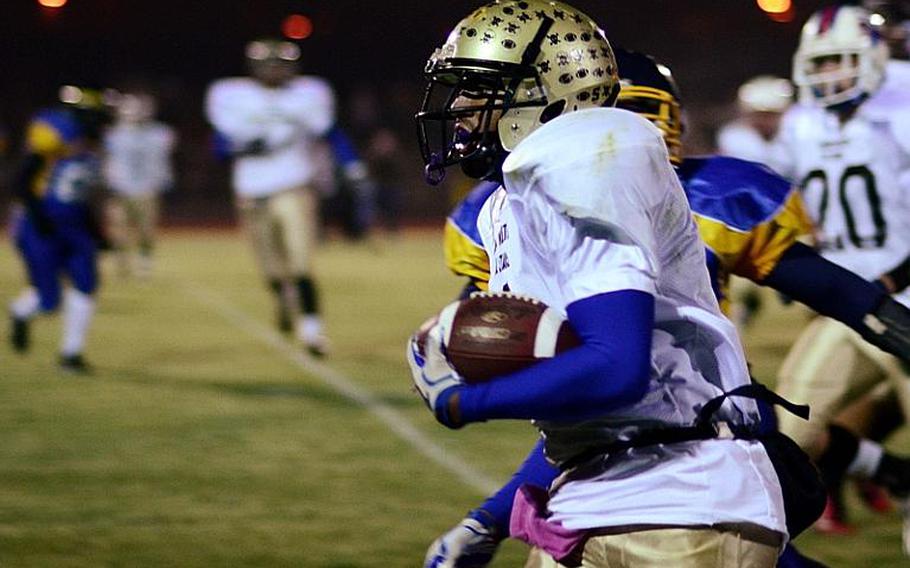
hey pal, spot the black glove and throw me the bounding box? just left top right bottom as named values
left=859, top=295, right=910, bottom=365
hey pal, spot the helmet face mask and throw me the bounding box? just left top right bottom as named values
left=416, top=0, right=620, bottom=185
left=802, top=53, right=863, bottom=105
left=417, top=66, right=547, bottom=184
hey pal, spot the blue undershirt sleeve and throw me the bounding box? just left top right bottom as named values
left=761, top=242, right=884, bottom=330
left=456, top=289, right=654, bottom=424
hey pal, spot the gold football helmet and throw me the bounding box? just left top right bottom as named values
left=416, top=0, right=620, bottom=184
left=246, top=39, right=301, bottom=87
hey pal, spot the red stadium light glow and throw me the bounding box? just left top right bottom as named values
left=38, top=0, right=67, bottom=6
left=283, top=14, right=313, bottom=40
left=757, top=0, right=790, bottom=13
left=757, top=0, right=794, bottom=23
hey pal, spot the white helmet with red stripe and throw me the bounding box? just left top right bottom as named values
left=793, top=5, right=889, bottom=108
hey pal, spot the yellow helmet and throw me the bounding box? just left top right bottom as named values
left=417, top=0, right=620, bottom=184
left=613, top=49, right=683, bottom=165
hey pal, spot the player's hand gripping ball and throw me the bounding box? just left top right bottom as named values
left=414, top=292, right=582, bottom=384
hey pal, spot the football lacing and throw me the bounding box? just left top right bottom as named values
left=468, top=290, right=542, bottom=305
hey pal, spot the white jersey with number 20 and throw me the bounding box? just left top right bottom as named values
left=774, top=70, right=910, bottom=294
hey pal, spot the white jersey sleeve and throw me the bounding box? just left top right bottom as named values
left=286, top=77, right=335, bottom=137
left=205, top=78, right=266, bottom=148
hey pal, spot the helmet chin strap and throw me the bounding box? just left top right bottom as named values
left=460, top=140, right=506, bottom=183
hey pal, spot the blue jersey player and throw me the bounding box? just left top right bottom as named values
left=427, top=49, right=910, bottom=568
left=8, top=85, right=109, bottom=373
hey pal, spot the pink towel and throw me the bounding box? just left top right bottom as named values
left=510, top=484, right=587, bottom=566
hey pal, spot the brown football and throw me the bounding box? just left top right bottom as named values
left=435, top=293, right=581, bottom=384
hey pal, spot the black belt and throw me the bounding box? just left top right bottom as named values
left=585, top=522, right=784, bottom=548
left=558, top=383, right=810, bottom=473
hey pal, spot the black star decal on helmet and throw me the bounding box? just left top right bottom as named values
left=506, top=22, right=520, bottom=33
left=517, top=12, right=531, bottom=23
left=572, top=13, right=584, bottom=24
left=537, top=60, right=551, bottom=73
left=491, top=16, right=503, bottom=26
left=552, top=10, right=566, bottom=20
left=535, top=10, right=547, bottom=19
left=588, top=48, right=599, bottom=59
left=557, top=53, right=570, bottom=66
left=482, top=31, right=495, bottom=43
left=547, top=33, right=560, bottom=45
left=600, top=47, right=611, bottom=58
left=593, top=67, right=605, bottom=77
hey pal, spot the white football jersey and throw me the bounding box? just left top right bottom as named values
left=478, top=108, right=786, bottom=536
left=774, top=74, right=910, bottom=297
left=205, top=76, right=335, bottom=197
left=103, top=122, right=176, bottom=196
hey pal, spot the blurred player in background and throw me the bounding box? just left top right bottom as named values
left=411, top=2, right=795, bottom=566
left=102, top=90, right=176, bottom=278
left=715, top=75, right=795, bottom=328
left=205, top=39, right=334, bottom=356
left=8, top=85, right=110, bottom=373
left=773, top=4, right=910, bottom=545
left=716, top=75, right=794, bottom=166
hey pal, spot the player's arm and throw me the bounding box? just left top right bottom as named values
left=15, top=152, right=53, bottom=234
left=423, top=439, right=557, bottom=568
left=423, top=289, right=653, bottom=428
left=204, top=81, right=270, bottom=155
left=762, top=242, right=910, bottom=361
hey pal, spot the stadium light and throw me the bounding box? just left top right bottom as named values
left=282, top=14, right=313, bottom=40
left=757, top=0, right=794, bottom=23
left=38, top=0, right=67, bottom=7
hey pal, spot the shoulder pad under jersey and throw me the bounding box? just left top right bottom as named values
left=502, top=107, right=675, bottom=223
left=448, top=181, right=499, bottom=246
left=678, top=155, right=794, bottom=231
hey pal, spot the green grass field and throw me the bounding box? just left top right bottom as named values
left=0, top=230, right=907, bottom=567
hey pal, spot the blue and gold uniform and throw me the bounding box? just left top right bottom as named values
left=444, top=157, right=814, bottom=315
left=14, top=107, right=100, bottom=311
left=679, top=156, right=814, bottom=314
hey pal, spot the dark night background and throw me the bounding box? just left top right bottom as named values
left=0, top=0, right=835, bottom=223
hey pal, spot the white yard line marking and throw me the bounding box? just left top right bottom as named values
left=183, top=284, right=499, bottom=495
